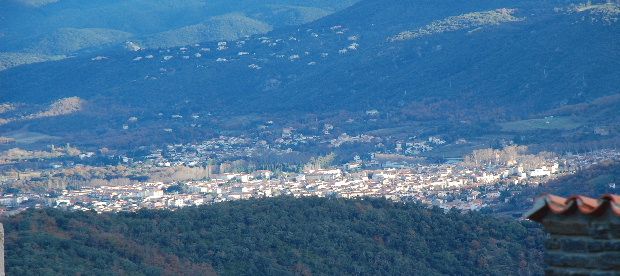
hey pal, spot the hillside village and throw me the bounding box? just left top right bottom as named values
left=116, top=23, right=364, bottom=83
left=89, top=2, right=619, bottom=85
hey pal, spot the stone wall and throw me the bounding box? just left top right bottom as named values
left=539, top=210, right=620, bottom=275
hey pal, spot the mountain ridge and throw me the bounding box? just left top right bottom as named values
left=1, top=0, right=618, bottom=150
left=0, top=0, right=358, bottom=55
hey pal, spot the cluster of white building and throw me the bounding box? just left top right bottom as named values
left=26, top=149, right=616, bottom=213
left=2, top=149, right=618, bottom=214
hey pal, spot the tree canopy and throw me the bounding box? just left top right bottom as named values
left=3, top=197, right=544, bottom=275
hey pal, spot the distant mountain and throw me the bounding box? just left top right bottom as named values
left=0, top=0, right=357, bottom=53
left=138, top=14, right=273, bottom=49
left=3, top=197, right=545, bottom=275
left=5, top=0, right=58, bottom=7
left=0, top=0, right=357, bottom=72
left=249, top=5, right=334, bottom=27
left=0, top=52, right=65, bottom=71
left=1, top=0, right=618, bottom=149
left=26, top=28, right=133, bottom=55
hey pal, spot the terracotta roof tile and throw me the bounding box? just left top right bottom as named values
left=602, top=194, right=620, bottom=216
left=525, top=194, right=620, bottom=222
left=569, top=195, right=600, bottom=214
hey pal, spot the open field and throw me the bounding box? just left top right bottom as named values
left=420, top=134, right=512, bottom=159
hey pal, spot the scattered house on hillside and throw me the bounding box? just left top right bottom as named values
left=526, top=194, right=620, bottom=275
left=366, top=109, right=380, bottom=116
left=217, top=42, right=228, bottom=51
left=282, top=127, right=295, bottom=138
left=348, top=43, right=359, bottom=50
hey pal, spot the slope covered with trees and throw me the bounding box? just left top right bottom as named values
left=3, top=197, right=545, bottom=275
left=138, top=14, right=273, bottom=49
left=2, top=1, right=618, bottom=140
left=0, top=0, right=357, bottom=55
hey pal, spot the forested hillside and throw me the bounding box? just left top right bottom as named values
left=1, top=0, right=618, bottom=151
left=3, top=197, right=545, bottom=275
left=0, top=0, right=357, bottom=58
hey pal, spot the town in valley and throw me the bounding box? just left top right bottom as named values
left=1, top=132, right=617, bottom=214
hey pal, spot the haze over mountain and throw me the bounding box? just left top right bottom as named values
left=0, top=0, right=358, bottom=69
left=1, top=0, right=619, bottom=151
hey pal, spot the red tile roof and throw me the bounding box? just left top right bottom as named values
left=526, top=194, right=620, bottom=222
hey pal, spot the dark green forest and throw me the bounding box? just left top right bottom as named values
left=3, top=197, right=544, bottom=275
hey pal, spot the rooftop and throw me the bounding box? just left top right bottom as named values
left=526, top=194, right=620, bottom=222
